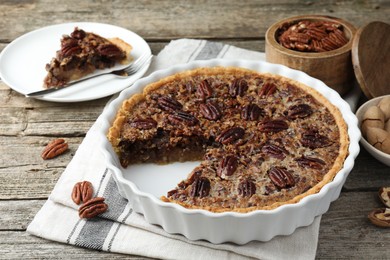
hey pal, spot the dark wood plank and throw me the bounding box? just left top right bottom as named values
left=0, top=1, right=388, bottom=41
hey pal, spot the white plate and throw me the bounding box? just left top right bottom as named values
left=0, top=22, right=151, bottom=102
left=98, top=59, right=361, bottom=244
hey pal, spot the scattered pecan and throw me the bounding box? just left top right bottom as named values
left=268, top=166, right=295, bottom=189
left=200, top=101, right=222, bottom=120
left=261, top=143, right=289, bottom=160
left=300, top=129, right=332, bottom=149
left=258, top=119, right=288, bottom=133
left=216, top=127, right=245, bottom=145
left=238, top=179, right=256, bottom=197
left=368, top=208, right=390, bottom=228
left=286, top=104, right=313, bottom=120
left=295, top=156, right=325, bottom=170
left=168, top=111, right=198, bottom=126
left=79, top=197, right=108, bottom=219
left=229, top=78, right=248, bottom=97
left=190, top=177, right=211, bottom=198
left=130, top=118, right=157, bottom=130
left=41, top=138, right=69, bottom=160
left=217, top=155, right=238, bottom=179
left=196, top=79, right=213, bottom=100
left=97, top=44, right=125, bottom=59
left=259, top=82, right=277, bottom=97
left=241, top=104, right=263, bottom=121
left=157, top=96, right=183, bottom=112
left=72, top=181, right=93, bottom=205
left=379, top=187, right=390, bottom=208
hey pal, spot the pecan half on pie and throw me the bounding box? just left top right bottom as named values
left=43, top=27, right=132, bottom=88
left=108, top=67, right=349, bottom=213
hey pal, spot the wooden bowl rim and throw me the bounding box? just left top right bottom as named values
left=266, top=15, right=357, bottom=59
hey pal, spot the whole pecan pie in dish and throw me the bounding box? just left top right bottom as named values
left=44, top=27, right=132, bottom=88
left=108, top=66, right=349, bottom=213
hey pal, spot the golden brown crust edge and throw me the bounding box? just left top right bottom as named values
left=107, top=66, right=350, bottom=213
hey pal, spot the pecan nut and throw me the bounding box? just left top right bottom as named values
left=216, top=127, right=245, bottom=144
left=196, top=79, right=213, bottom=100
left=379, top=187, right=390, bottom=208
left=295, top=156, right=325, bottom=170
left=79, top=197, right=108, bottom=219
left=286, top=104, right=313, bottom=120
left=258, top=119, right=288, bottom=133
left=238, top=179, right=256, bottom=197
left=97, top=44, right=125, bottom=59
left=268, top=166, right=295, bottom=189
left=41, top=139, right=69, bottom=160
left=130, top=118, right=157, bottom=130
left=72, top=181, right=93, bottom=205
left=168, top=111, right=198, bottom=126
left=70, top=28, right=86, bottom=39
left=261, top=143, right=289, bottom=160
left=61, top=39, right=81, bottom=57
left=190, top=177, right=211, bottom=198
left=217, top=155, right=238, bottom=179
left=229, top=78, right=248, bottom=97
left=368, top=208, right=390, bottom=228
left=259, top=82, right=277, bottom=97
left=300, top=129, right=332, bottom=149
left=158, top=96, right=183, bottom=112
left=241, top=104, right=263, bottom=121
left=200, top=101, right=222, bottom=121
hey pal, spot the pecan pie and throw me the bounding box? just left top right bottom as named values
left=43, top=27, right=132, bottom=88
left=108, top=67, right=349, bottom=213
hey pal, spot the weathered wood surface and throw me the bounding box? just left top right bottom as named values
left=0, top=0, right=389, bottom=259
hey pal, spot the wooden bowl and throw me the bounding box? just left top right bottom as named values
left=265, top=15, right=357, bottom=95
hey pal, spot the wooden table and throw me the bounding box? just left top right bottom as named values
left=1, top=1, right=389, bottom=259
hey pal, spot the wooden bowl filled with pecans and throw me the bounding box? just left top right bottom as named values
left=265, top=15, right=357, bottom=95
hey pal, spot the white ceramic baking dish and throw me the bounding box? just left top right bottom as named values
left=98, top=59, right=360, bottom=244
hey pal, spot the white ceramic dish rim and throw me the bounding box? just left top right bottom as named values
left=98, top=59, right=361, bottom=243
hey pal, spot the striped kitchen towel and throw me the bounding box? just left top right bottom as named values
left=28, top=39, right=359, bottom=260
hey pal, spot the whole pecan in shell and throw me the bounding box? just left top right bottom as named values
left=130, top=118, right=157, bottom=130
left=216, top=127, right=245, bottom=145
left=217, top=155, right=238, bottom=178
left=200, top=101, right=222, bottom=121
left=190, top=177, right=211, bottom=198
left=157, top=96, right=183, bottom=112
left=72, top=181, right=93, bottom=205
left=268, top=166, right=295, bottom=189
left=238, top=179, right=256, bottom=197
left=79, top=197, right=108, bottom=219
left=41, top=139, right=69, bottom=160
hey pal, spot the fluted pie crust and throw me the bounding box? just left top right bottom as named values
left=108, top=67, right=349, bottom=213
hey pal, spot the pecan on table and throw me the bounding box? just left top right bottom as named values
left=79, top=197, right=108, bottom=219
left=72, top=181, right=93, bottom=205
left=41, top=138, right=69, bottom=160
left=379, top=187, right=390, bottom=208
left=368, top=208, right=390, bottom=228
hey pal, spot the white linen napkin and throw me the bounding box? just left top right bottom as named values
left=28, top=39, right=359, bottom=260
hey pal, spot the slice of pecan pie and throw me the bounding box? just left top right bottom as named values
left=43, top=27, right=132, bottom=88
left=108, top=67, right=349, bottom=213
